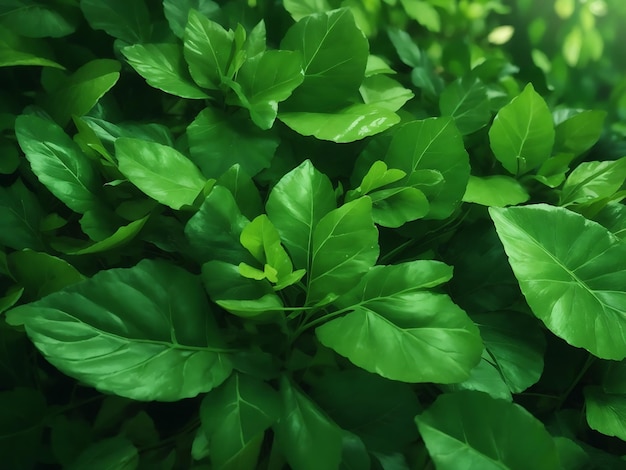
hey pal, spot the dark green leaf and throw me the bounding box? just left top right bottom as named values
left=217, top=165, right=263, bottom=220
left=439, top=76, right=491, bottom=135
left=6, top=259, right=233, bottom=401
left=584, top=386, right=626, bottom=441
left=163, top=0, right=220, bottom=38
left=554, top=110, right=606, bottom=157
left=0, top=1, right=78, bottom=38
left=387, top=28, right=421, bottom=67
left=80, top=0, right=151, bottom=43
left=0, top=179, right=44, bottom=250
left=443, top=355, right=513, bottom=401
left=67, top=436, right=138, bottom=470
left=0, top=25, right=64, bottom=68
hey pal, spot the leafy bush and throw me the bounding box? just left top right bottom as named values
left=1, top=0, right=626, bottom=468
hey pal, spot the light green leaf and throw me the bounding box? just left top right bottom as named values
left=560, top=158, right=626, bottom=206
left=385, top=117, right=470, bottom=219
left=187, top=107, right=278, bottom=178
left=281, top=8, right=368, bottom=111
left=15, top=114, right=102, bottom=214
left=584, top=386, right=626, bottom=441
left=401, top=0, right=440, bottom=32
left=370, top=186, right=429, bottom=228
left=283, top=0, right=331, bottom=21
left=217, top=165, right=263, bottom=220
left=463, top=175, right=530, bottom=207
left=439, top=76, right=491, bottom=135
left=184, top=9, right=234, bottom=89
left=115, top=137, right=207, bottom=210
left=307, top=197, right=379, bottom=305
left=355, top=160, right=406, bottom=195
left=200, top=373, right=280, bottom=470
left=6, top=259, right=233, bottom=401
left=0, top=1, right=78, bottom=38
left=266, top=160, right=336, bottom=271
left=0, top=179, right=44, bottom=250
left=489, top=83, right=555, bottom=175
left=122, top=43, right=209, bottom=99
left=279, top=103, right=400, bottom=143
left=554, top=109, right=606, bottom=157
left=67, top=436, right=138, bottom=470
left=274, top=377, right=343, bottom=470
left=490, top=204, right=626, bottom=360
left=365, top=55, right=395, bottom=77
left=0, top=25, right=64, bottom=68
left=163, top=0, right=219, bottom=38
left=41, top=59, right=121, bottom=126
left=359, top=75, right=414, bottom=112
left=416, top=391, right=560, bottom=470
left=80, top=0, right=151, bottom=43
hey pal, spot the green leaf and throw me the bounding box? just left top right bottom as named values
left=359, top=75, right=414, bottom=112
left=489, top=83, right=555, bottom=175
left=187, top=107, right=278, bottom=178
left=15, top=114, right=103, bottom=214
left=67, top=436, right=138, bottom=470
left=217, top=165, right=263, bottom=220
left=283, top=0, right=331, bottom=21
left=122, top=43, right=209, bottom=99
left=279, top=104, right=400, bottom=143
left=163, top=0, right=220, bottom=38
left=370, top=186, right=429, bottom=228
left=184, top=9, right=234, bottom=89
left=0, top=25, right=64, bottom=68
left=79, top=0, right=151, bottom=43
left=463, top=175, right=530, bottom=207
left=233, top=50, right=304, bottom=129
left=266, top=160, right=336, bottom=271
left=6, top=259, right=233, bottom=401
left=281, top=8, right=368, bottom=111
left=0, top=1, right=78, bottom=38
left=584, top=386, right=626, bottom=441
left=401, top=0, right=440, bottom=31
left=490, top=204, right=626, bottom=360
left=0, top=179, right=44, bottom=250
left=560, top=158, right=626, bottom=206
left=352, top=160, right=406, bottom=196
left=385, top=118, right=470, bottom=219
left=115, top=137, right=207, bottom=210
left=317, top=261, right=482, bottom=382
left=388, top=28, right=421, bottom=68
left=274, top=377, right=343, bottom=470
left=307, top=197, right=379, bottom=305
left=592, top=203, right=626, bottom=239
left=200, top=373, right=280, bottom=470
left=416, top=391, right=560, bottom=470
left=442, top=354, right=513, bottom=401
left=439, top=76, right=491, bottom=135
left=185, top=186, right=252, bottom=265
left=41, top=59, right=121, bottom=126
left=554, top=109, right=606, bottom=157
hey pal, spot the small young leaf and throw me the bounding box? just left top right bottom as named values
left=357, top=160, right=406, bottom=195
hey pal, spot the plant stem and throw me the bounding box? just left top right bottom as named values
left=556, top=354, right=595, bottom=410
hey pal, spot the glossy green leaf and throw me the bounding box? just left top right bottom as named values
left=359, top=75, right=414, bottom=112
left=490, top=204, right=626, bottom=360
left=385, top=118, right=470, bottom=219
left=0, top=1, right=78, bottom=38
left=592, top=203, right=626, bottom=239
left=56, top=216, right=148, bottom=255
left=233, top=50, right=304, bottom=129
left=584, top=386, right=626, bottom=441
left=281, top=8, right=368, bottom=111
left=116, top=137, right=207, bottom=210
left=489, top=83, right=555, bottom=175
left=122, top=43, right=209, bottom=99
left=15, top=114, right=102, bottom=214
left=560, top=158, right=626, bottom=206
left=187, top=107, right=278, bottom=178
left=279, top=104, right=400, bottom=143
left=353, top=160, right=406, bottom=196
left=163, top=0, right=219, bottom=38
left=184, top=9, right=234, bottom=89
left=266, top=160, right=336, bottom=271
left=0, top=179, right=44, bottom=250
left=307, top=197, right=379, bottom=305
left=67, top=436, right=138, bottom=470
left=41, top=59, right=121, bottom=126
left=416, top=391, right=560, bottom=470
left=217, top=165, right=263, bottom=220
left=439, top=76, right=491, bottom=135
left=317, top=261, right=482, bottom=382
left=370, top=186, right=429, bottom=228
left=200, top=373, right=280, bottom=470
left=0, top=25, right=64, bottom=68
left=554, top=109, right=606, bottom=157
left=6, top=259, right=233, bottom=401
left=274, top=377, right=343, bottom=470
left=79, top=0, right=150, bottom=43
left=463, top=175, right=530, bottom=207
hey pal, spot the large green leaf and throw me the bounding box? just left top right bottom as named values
left=0, top=179, right=44, bottom=250
left=122, top=43, right=209, bottom=99
left=274, top=377, right=343, bottom=470
left=463, top=175, right=530, bottom=207
left=187, top=107, right=278, bottom=178
left=385, top=117, right=470, bottom=219
left=266, top=160, right=336, bottom=272
left=6, top=259, right=233, bottom=401
left=0, top=25, right=64, bottom=68
left=115, top=137, right=207, bottom=210
left=15, top=114, right=102, bottom=214
left=416, top=391, right=560, bottom=470
left=200, top=373, right=280, bottom=470
left=281, top=8, right=368, bottom=111
left=490, top=204, right=626, bottom=360
left=439, top=76, right=491, bottom=135
left=279, top=103, right=400, bottom=143
left=317, top=261, right=482, bottom=382
left=489, top=83, right=555, bottom=175
left=307, top=197, right=379, bottom=305
left=41, top=59, right=121, bottom=126
left=163, top=0, right=220, bottom=38
left=584, top=386, right=626, bottom=441
left=560, top=158, right=626, bottom=206
left=79, top=0, right=151, bottom=43
left=0, top=1, right=78, bottom=38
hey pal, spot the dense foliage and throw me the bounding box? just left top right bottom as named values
left=1, top=0, right=626, bottom=468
